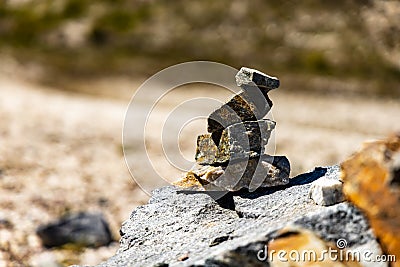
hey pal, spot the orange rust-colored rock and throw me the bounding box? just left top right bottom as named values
left=172, top=171, right=204, bottom=189
left=268, top=226, right=360, bottom=267
left=341, top=133, right=400, bottom=266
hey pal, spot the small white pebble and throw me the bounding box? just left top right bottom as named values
left=308, top=177, right=345, bottom=206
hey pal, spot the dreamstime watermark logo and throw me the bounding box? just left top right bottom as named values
left=336, top=238, right=347, bottom=249
left=122, top=61, right=276, bottom=197
left=257, top=238, right=396, bottom=263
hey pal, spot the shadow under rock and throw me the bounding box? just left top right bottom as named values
left=235, top=167, right=327, bottom=199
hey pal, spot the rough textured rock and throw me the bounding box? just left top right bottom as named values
left=96, top=166, right=383, bottom=267
left=207, top=67, right=279, bottom=134
left=173, top=171, right=204, bottom=189
left=178, top=155, right=290, bottom=191
left=36, top=212, right=113, bottom=248
left=235, top=67, right=280, bottom=90
left=293, top=202, right=375, bottom=248
left=196, top=119, right=276, bottom=165
left=207, top=90, right=273, bottom=134
left=198, top=67, right=288, bottom=193
left=341, top=133, right=400, bottom=266
left=308, top=176, right=345, bottom=206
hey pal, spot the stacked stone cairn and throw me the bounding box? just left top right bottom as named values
left=175, top=67, right=291, bottom=191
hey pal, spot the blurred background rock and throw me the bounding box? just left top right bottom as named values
left=0, top=0, right=399, bottom=266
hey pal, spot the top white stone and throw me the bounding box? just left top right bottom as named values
left=235, top=67, right=280, bottom=89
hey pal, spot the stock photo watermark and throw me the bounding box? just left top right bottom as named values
left=257, top=238, right=396, bottom=263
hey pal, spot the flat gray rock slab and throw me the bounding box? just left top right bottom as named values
left=96, top=166, right=381, bottom=267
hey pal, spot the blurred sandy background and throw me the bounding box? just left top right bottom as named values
left=0, top=0, right=399, bottom=266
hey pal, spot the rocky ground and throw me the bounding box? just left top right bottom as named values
left=0, top=69, right=399, bottom=266
left=95, top=133, right=400, bottom=266
left=0, top=74, right=147, bottom=266
left=95, top=166, right=384, bottom=266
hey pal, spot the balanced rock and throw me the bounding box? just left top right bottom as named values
left=176, top=66, right=289, bottom=192
left=207, top=68, right=279, bottom=134
left=341, top=133, right=400, bottom=265
left=207, top=90, right=273, bottom=134
left=235, top=67, right=280, bottom=90
left=36, top=212, right=113, bottom=248
left=196, top=119, right=276, bottom=165
left=186, top=155, right=290, bottom=191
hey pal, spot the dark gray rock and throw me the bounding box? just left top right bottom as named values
left=96, top=166, right=382, bottom=267
left=294, top=202, right=375, bottom=247
left=189, top=155, right=290, bottom=192
left=235, top=67, right=280, bottom=90
left=207, top=66, right=278, bottom=134
left=207, top=90, right=273, bottom=134
left=0, top=213, right=12, bottom=229
left=196, top=120, right=276, bottom=165
left=206, top=155, right=290, bottom=191
left=36, top=212, right=113, bottom=248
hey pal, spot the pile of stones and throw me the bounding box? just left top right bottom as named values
left=176, top=67, right=290, bottom=191
left=95, top=70, right=400, bottom=267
